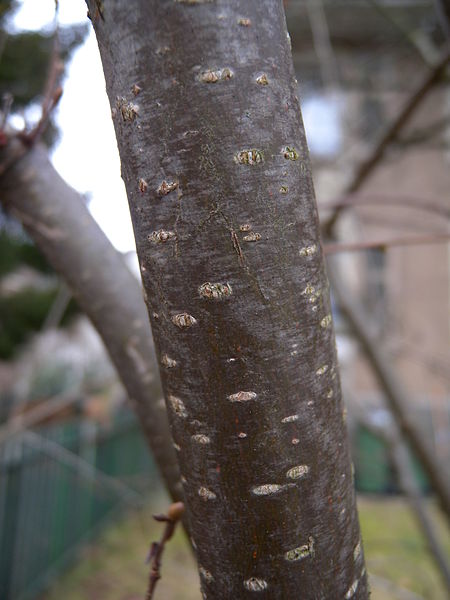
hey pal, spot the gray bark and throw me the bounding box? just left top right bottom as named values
left=0, top=139, right=182, bottom=506
left=87, top=1, right=368, bottom=598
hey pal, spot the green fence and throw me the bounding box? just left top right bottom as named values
left=0, top=406, right=435, bottom=599
left=0, top=411, right=156, bottom=600
left=353, top=424, right=430, bottom=494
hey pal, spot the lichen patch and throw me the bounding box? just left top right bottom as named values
left=320, top=314, right=332, bottom=328
left=172, top=313, right=197, bottom=328
left=252, top=484, right=289, bottom=496
left=199, top=566, right=214, bottom=583
left=169, top=395, right=187, bottom=418
left=198, top=487, right=217, bottom=501
left=116, top=97, right=139, bottom=122
left=138, top=178, right=148, bottom=193
left=256, top=73, right=269, bottom=85
left=243, top=232, right=261, bottom=242
left=244, top=578, right=268, bottom=592
left=157, top=180, right=178, bottom=196
left=234, top=149, right=263, bottom=165
left=199, top=67, right=233, bottom=83
left=299, top=244, right=318, bottom=257
left=228, top=391, right=257, bottom=402
left=161, top=354, right=177, bottom=368
left=316, top=364, right=329, bottom=376
left=192, top=434, right=211, bottom=445
left=147, top=230, right=176, bottom=243
left=353, top=540, right=362, bottom=561
left=345, top=579, right=359, bottom=599
left=281, top=414, right=299, bottom=423
left=285, top=536, right=315, bottom=561
left=199, top=282, right=232, bottom=300
left=282, top=146, right=299, bottom=161
left=286, top=465, right=309, bottom=480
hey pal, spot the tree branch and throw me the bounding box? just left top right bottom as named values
left=323, top=193, right=450, bottom=220
left=323, top=45, right=450, bottom=236
left=145, top=502, right=185, bottom=600
left=0, top=138, right=184, bottom=515
left=324, top=233, right=450, bottom=255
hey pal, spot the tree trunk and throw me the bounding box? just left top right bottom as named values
left=0, top=139, right=182, bottom=507
left=88, top=1, right=368, bottom=597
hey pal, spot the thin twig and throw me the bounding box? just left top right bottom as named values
left=323, top=193, right=450, bottom=220
left=19, top=30, right=64, bottom=146
left=306, top=0, right=339, bottom=92
left=0, top=92, right=13, bottom=132
left=42, top=281, right=73, bottom=330
left=433, top=0, right=450, bottom=40
left=324, top=233, right=450, bottom=255
left=367, top=0, right=439, bottom=65
left=0, top=392, right=81, bottom=445
left=146, top=502, right=185, bottom=600
left=323, top=45, right=450, bottom=236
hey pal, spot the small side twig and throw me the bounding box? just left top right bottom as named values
left=18, top=30, right=64, bottom=146
left=323, top=45, right=450, bottom=236
left=145, top=502, right=185, bottom=600
left=324, top=232, right=450, bottom=255
left=322, top=193, right=450, bottom=220
left=0, top=3, right=63, bottom=176
left=0, top=92, right=13, bottom=133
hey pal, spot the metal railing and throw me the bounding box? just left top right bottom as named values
left=0, top=410, right=155, bottom=600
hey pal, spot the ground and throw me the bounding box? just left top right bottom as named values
left=43, top=495, right=449, bottom=600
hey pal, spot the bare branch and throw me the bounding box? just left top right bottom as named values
left=0, top=139, right=183, bottom=515
left=328, top=264, right=450, bottom=520
left=367, top=0, right=440, bottom=65
left=324, top=233, right=450, bottom=255
left=0, top=392, right=81, bottom=446
left=19, top=32, right=64, bottom=146
left=323, top=45, right=450, bottom=236
left=145, top=502, right=185, bottom=600
left=322, top=193, right=450, bottom=220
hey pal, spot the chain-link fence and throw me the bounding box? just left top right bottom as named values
left=0, top=410, right=156, bottom=600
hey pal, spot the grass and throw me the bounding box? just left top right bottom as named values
left=359, top=496, right=449, bottom=600
left=43, top=495, right=449, bottom=600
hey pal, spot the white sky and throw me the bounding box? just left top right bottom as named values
left=10, top=0, right=136, bottom=253
left=9, top=0, right=341, bottom=254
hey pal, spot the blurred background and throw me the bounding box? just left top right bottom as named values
left=0, top=0, right=449, bottom=598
